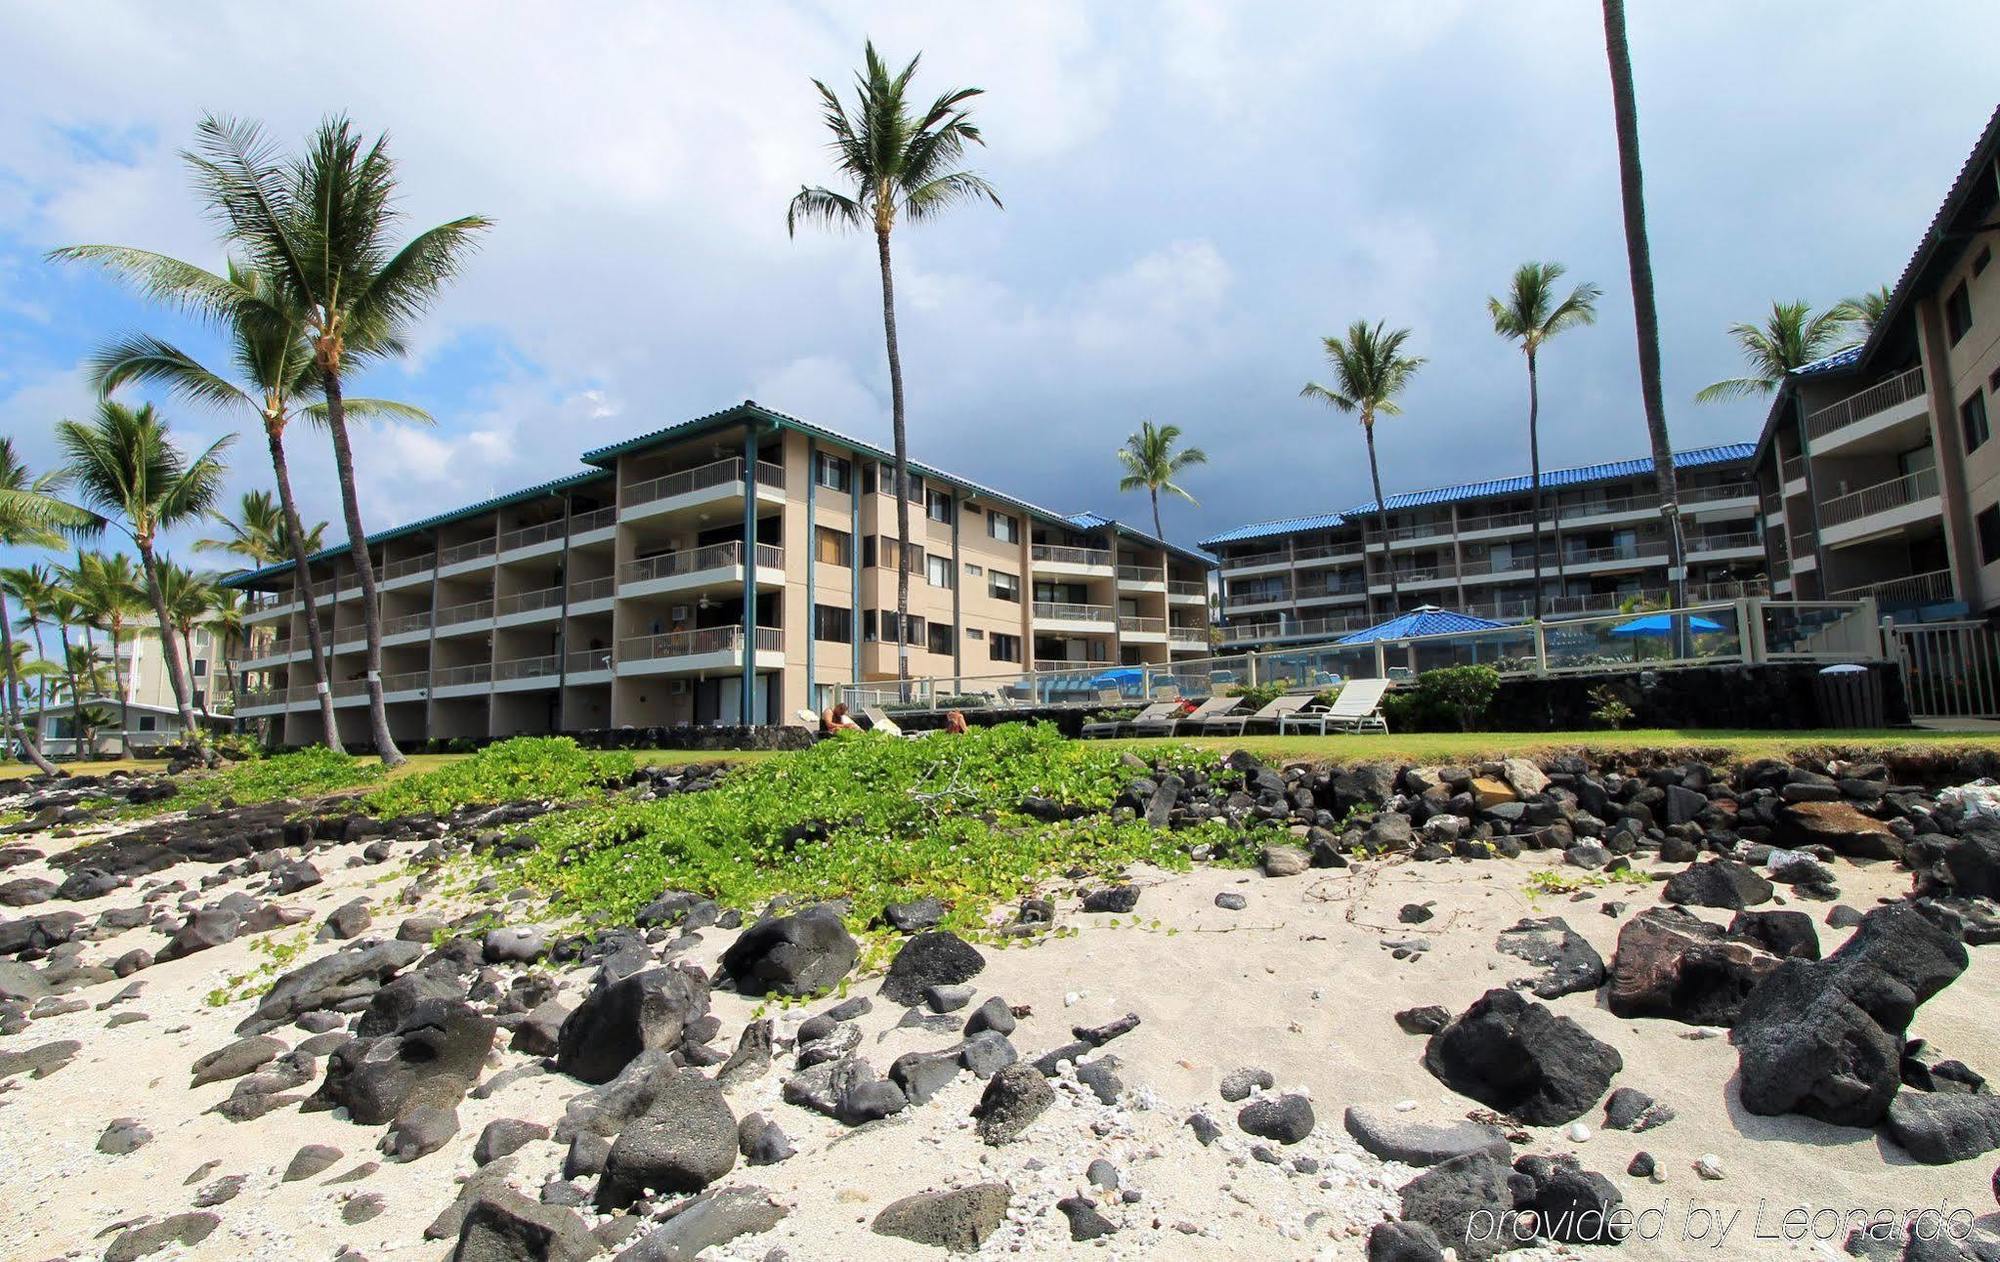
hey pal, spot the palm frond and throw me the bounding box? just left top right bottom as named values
left=86, top=333, right=255, bottom=412
left=43, top=245, right=244, bottom=323
left=787, top=186, right=864, bottom=237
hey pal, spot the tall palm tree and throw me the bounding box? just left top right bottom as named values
left=1301, top=321, right=1425, bottom=613
left=206, top=584, right=247, bottom=715
left=1115, top=421, right=1208, bottom=542
left=1, top=564, right=62, bottom=757
left=44, top=586, right=89, bottom=748
left=1837, top=285, right=1894, bottom=338
left=1601, top=0, right=1688, bottom=610
left=1694, top=301, right=1856, bottom=403
left=1489, top=262, right=1602, bottom=619
left=196, top=489, right=289, bottom=569
left=0, top=439, right=98, bottom=773
left=54, top=400, right=231, bottom=755
left=789, top=43, right=1001, bottom=686
left=155, top=560, right=217, bottom=715
left=182, top=116, right=486, bottom=765
left=66, top=551, right=149, bottom=754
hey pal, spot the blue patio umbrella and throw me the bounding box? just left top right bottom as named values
left=1608, top=613, right=1723, bottom=637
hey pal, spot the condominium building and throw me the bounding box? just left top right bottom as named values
left=1203, top=445, right=1767, bottom=649
left=115, top=621, right=231, bottom=717
left=225, top=402, right=1213, bottom=745
left=1751, top=105, right=2000, bottom=620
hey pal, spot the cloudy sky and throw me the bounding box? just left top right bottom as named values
left=3, top=2, right=1997, bottom=570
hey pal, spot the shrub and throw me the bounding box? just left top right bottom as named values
left=364, top=736, right=636, bottom=817
left=123, top=746, right=383, bottom=817
left=1382, top=665, right=1502, bottom=732
left=1588, top=684, right=1636, bottom=730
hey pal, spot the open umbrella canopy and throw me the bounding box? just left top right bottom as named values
left=1608, top=612, right=1724, bottom=638
left=1336, top=605, right=1510, bottom=645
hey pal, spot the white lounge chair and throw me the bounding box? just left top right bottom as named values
left=1083, top=698, right=1180, bottom=740
left=861, top=705, right=916, bottom=737
left=1277, top=677, right=1392, bottom=735
left=1138, top=694, right=1242, bottom=737
left=1203, top=690, right=1318, bottom=737
left=795, top=708, right=821, bottom=729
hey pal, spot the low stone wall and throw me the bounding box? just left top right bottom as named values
left=306, top=726, right=818, bottom=757
left=1488, top=660, right=1910, bottom=732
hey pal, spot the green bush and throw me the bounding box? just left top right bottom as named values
left=1588, top=684, right=1636, bottom=730
left=123, top=746, right=383, bottom=817
left=1382, top=665, right=1502, bottom=732
left=364, top=736, right=637, bottom=817
left=518, top=722, right=1216, bottom=933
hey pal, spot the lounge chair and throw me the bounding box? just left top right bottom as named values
left=1083, top=698, right=1180, bottom=740
left=1277, top=678, right=1392, bottom=735
left=1135, top=694, right=1241, bottom=737
left=1203, top=690, right=1317, bottom=736
left=861, top=706, right=916, bottom=738
left=794, top=708, right=821, bottom=729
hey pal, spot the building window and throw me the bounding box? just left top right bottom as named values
left=966, top=627, right=985, bottom=640
left=888, top=613, right=925, bottom=645
left=989, top=632, right=1021, bottom=663
left=876, top=538, right=925, bottom=573
left=192, top=690, right=206, bottom=710
left=191, top=657, right=208, bottom=676
left=138, top=715, right=157, bottom=732
left=861, top=536, right=877, bottom=569
left=989, top=570, right=1020, bottom=602
left=813, top=604, right=852, bottom=644
left=1976, top=246, right=1992, bottom=278
left=927, top=622, right=954, bottom=656
left=814, top=452, right=852, bottom=493
left=926, top=554, right=953, bottom=589
left=814, top=526, right=852, bottom=567
left=861, top=610, right=878, bottom=642
left=1981, top=506, right=2000, bottom=566
left=860, top=462, right=877, bottom=495
left=925, top=488, right=953, bottom=524
left=965, top=562, right=984, bottom=577
left=988, top=512, right=1018, bottom=544
left=1963, top=392, right=1991, bottom=454
left=1946, top=281, right=1973, bottom=344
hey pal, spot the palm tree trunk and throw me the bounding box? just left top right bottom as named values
left=1602, top=0, right=1687, bottom=616
left=107, top=624, right=130, bottom=758
left=876, top=226, right=912, bottom=691
left=1150, top=488, right=1164, bottom=543
left=265, top=423, right=342, bottom=751
left=0, top=590, right=50, bottom=773
left=55, top=622, right=78, bottom=750
left=1365, top=415, right=1399, bottom=614
left=137, top=543, right=206, bottom=755
left=29, top=617, right=48, bottom=754
left=1527, top=348, right=1545, bottom=621
left=321, top=367, right=404, bottom=764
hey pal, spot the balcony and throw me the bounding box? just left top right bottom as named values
left=492, top=654, right=560, bottom=689
left=438, top=536, right=498, bottom=571
left=494, top=585, right=564, bottom=624
left=1032, top=601, right=1116, bottom=631
left=1167, top=621, right=1209, bottom=647
left=1686, top=531, right=1763, bottom=557
left=1219, top=612, right=1370, bottom=645
left=622, top=457, right=785, bottom=522
left=1782, top=455, right=1807, bottom=487
left=1115, top=564, right=1165, bottom=588
left=1294, top=577, right=1368, bottom=603
left=567, top=575, right=615, bottom=610
left=569, top=505, right=617, bottom=537
left=1830, top=569, right=1955, bottom=610
left=431, top=662, right=494, bottom=695
left=618, top=541, right=785, bottom=595
left=617, top=625, right=784, bottom=675
left=1816, top=472, right=1936, bottom=536
left=1217, top=546, right=1293, bottom=573
left=433, top=598, right=496, bottom=636
left=1117, top=614, right=1166, bottom=639
left=378, top=553, right=434, bottom=588
left=565, top=646, right=616, bottom=678
left=1806, top=365, right=1927, bottom=448
left=380, top=610, right=432, bottom=640
left=497, top=518, right=567, bottom=558
left=1165, top=579, right=1207, bottom=603
left=1030, top=544, right=1114, bottom=576
left=1222, top=587, right=1289, bottom=611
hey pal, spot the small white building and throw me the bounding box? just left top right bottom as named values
left=34, top=697, right=235, bottom=758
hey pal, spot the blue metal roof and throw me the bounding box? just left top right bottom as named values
left=1336, top=607, right=1509, bottom=645
left=1793, top=346, right=1863, bottom=377
left=1200, top=443, right=1753, bottom=548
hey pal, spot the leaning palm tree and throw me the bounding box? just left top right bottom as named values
left=1836, top=285, right=1894, bottom=338
left=2, top=564, right=62, bottom=756
left=54, top=400, right=231, bottom=756
left=1694, top=301, right=1856, bottom=403
left=1601, top=0, right=1688, bottom=610
left=1489, top=262, right=1602, bottom=620
left=65, top=551, right=149, bottom=755
left=1116, top=421, right=1208, bottom=542
left=1301, top=321, right=1425, bottom=613
left=155, top=560, right=217, bottom=715
left=0, top=439, right=98, bottom=773
left=789, top=43, right=1001, bottom=687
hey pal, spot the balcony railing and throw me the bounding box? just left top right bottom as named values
left=378, top=554, right=433, bottom=582
left=1224, top=587, right=1289, bottom=608
left=1118, top=615, right=1166, bottom=634
left=619, top=540, right=784, bottom=585
left=1806, top=365, right=1926, bottom=443
left=566, top=646, right=615, bottom=674
left=1782, top=455, right=1807, bottom=485
left=1115, top=564, right=1162, bottom=584
left=380, top=610, right=431, bottom=637
left=435, top=598, right=495, bottom=627
left=568, top=575, right=615, bottom=603
left=309, top=578, right=340, bottom=602
left=570, top=505, right=617, bottom=534
left=619, top=625, right=783, bottom=661
left=438, top=536, right=497, bottom=567
left=1561, top=543, right=1665, bottom=567
left=1030, top=544, right=1113, bottom=567
left=1819, top=467, right=1939, bottom=529
left=1166, top=579, right=1207, bottom=598
left=1168, top=621, right=1209, bottom=641
left=1032, top=658, right=1110, bottom=673
left=1831, top=569, right=1954, bottom=608
left=380, top=671, right=428, bottom=694
left=1032, top=601, right=1114, bottom=622
left=498, top=518, right=566, bottom=554
left=432, top=662, right=493, bottom=688
left=625, top=457, right=785, bottom=507
left=1687, top=531, right=1762, bottom=554
left=495, top=585, right=564, bottom=617
left=1220, top=613, right=1371, bottom=642
left=1292, top=541, right=1360, bottom=563
left=1221, top=546, right=1290, bottom=569
left=1374, top=562, right=1458, bottom=585
left=1294, top=578, right=1368, bottom=600
left=491, top=654, right=559, bottom=683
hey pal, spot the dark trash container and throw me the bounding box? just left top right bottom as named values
left=1814, top=663, right=1884, bottom=728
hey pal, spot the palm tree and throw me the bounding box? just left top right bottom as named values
left=207, top=584, right=246, bottom=715
left=1837, top=285, right=1894, bottom=337
left=1694, top=301, right=1856, bottom=403
left=789, top=43, right=1001, bottom=686
left=54, top=400, right=231, bottom=756
left=1, top=564, right=62, bottom=757
left=1301, top=321, right=1425, bottom=613
left=1116, top=421, right=1208, bottom=542
left=184, top=116, right=486, bottom=765
left=0, top=439, right=98, bottom=773
left=1600, top=0, right=1688, bottom=610
left=196, top=489, right=289, bottom=570
left=66, top=551, right=149, bottom=754
left=156, top=561, right=217, bottom=716
left=1489, top=262, right=1602, bottom=619
left=43, top=586, right=90, bottom=748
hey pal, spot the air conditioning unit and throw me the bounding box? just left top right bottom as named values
left=670, top=605, right=691, bottom=623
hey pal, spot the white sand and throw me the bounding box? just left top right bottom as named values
left=0, top=809, right=1996, bottom=1260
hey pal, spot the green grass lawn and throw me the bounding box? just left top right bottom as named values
left=1098, top=727, right=2000, bottom=766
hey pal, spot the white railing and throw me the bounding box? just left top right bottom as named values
left=1782, top=455, right=1807, bottom=485
left=495, top=586, right=563, bottom=617
left=432, top=662, right=493, bottom=688
left=1030, top=544, right=1113, bottom=567
left=378, top=554, right=433, bottom=582
left=568, top=575, right=615, bottom=603
left=435, top=598, right=495, bottom=627
left=618, top=541, right=784, bottom=585
left=1807, top=365, right=1926, bottom=443
left=1819, top=467, right=1939, bottom=529
left=1224, top=586, right=1289, bottom=608
left=492, top=654, right=558, bottom=683
left=624, top=457, right=785, bottom=506
left=1832, top=569, right=1954, bottom=608
left=380, top=610, right=431, bottom=637
left=1118, top=615, right=1166, bottom=634
left=1033, top=601, right=1114, bottom=622
left=619, top=625, right=783, bottom=661
left=1116, top=564, right=1162, bottom=584
left=566, top=646, right=616, bottom=674
left=498, top=518, right=566, bottom=553
left=1687, top=531, right=1762, bottom=554
left=1166, top=579, right=1208, bottom=598
left=570, top=505, right=617, bottom=534
left=438, top=536, right=497, bottom=567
